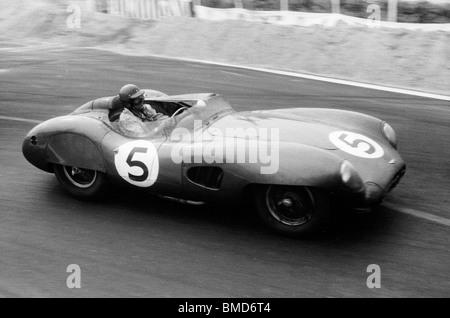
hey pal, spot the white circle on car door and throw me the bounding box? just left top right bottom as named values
left=329, top=131, right=384, bottom=159
left=114, top=140, right=159, bottom=187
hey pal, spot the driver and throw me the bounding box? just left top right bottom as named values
left=119, top=84, right=167, bottom=121
left=118, top=84, right=168, bottom=136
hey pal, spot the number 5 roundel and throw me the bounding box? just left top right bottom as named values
left=329, top=131, right=384, bottom=159
left=114, top=140, right=159, bottom=187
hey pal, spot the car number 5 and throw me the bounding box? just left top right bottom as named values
left=114, top=140, right=159, bottom=187
left=329, top=131, right=384, bottom=159
left=126, top=147, right=149, bottom=182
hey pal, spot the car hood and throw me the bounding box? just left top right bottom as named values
left=207, top=109, right=350, bottom=150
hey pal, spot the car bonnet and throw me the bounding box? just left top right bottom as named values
left=206, top=111, right=339, bottom=150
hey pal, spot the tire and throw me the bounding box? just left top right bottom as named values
left=253, top=185, right=331, bottom=237
left=54, top=165, right=109, bottom=200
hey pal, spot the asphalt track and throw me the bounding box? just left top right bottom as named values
left=0, top=46, right=449, bottom=297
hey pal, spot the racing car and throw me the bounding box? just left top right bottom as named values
left=22, top=89, right=406, bottom=236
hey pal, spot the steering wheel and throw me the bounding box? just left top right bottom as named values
left=170, top=106, right=189, bottom=119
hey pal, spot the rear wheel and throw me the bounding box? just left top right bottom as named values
left=253, top=185, right=331, bottom=237
left=54, top=165, right=109, bottom=200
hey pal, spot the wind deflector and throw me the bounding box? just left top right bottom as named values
left=147, top=93, right=218, bottom=103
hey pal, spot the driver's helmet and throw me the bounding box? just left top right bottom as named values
left=119, top=84, right=145, bottom=104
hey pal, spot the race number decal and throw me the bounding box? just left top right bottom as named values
left=114, top=140, right=159, bottom=187
left=329, top=131, right=384, bottom=159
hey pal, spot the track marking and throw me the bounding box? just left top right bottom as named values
left=0, top=69, right=10, bottom=73
left=387, top=204, right=450, bottom=227
left=165, top=58, right=450, bottom=101
left=0, top=116, right=42, bottom=124
left=219, top=70, right=250, bottom=78
left=199, top=61, right=450, bottom=101
left=51, top=46, right=450, bottom=101
left=165, top=59, right=449, bottom=101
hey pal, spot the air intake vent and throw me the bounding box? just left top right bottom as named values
left=187, top=166, right=224, bottom=190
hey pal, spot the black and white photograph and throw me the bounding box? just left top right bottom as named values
left=0, top=0, right=449, bottom=299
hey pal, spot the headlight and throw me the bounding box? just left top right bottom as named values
left=381, top=121, right=398, bottom=149
left=340, top=160, right=364, bottom=191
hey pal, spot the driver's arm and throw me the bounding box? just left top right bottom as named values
left=118, top=108, right=147, bottom=137
left=143, top=104, right=168, bottom=121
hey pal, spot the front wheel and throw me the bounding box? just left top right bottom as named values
left=54, top=165, right=109, bottom=200
left=253, top=185, right=331, bottom=237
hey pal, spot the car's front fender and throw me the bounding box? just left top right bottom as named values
left=181, top=141, right=344, bottom=203
left=23, top=115, right=109, bottom=173
left=46, top=133, right=106, bottom=172
left=229, top=142, right=343, bottom=189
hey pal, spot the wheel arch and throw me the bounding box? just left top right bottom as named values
left=232, top=143, right=344, bottom=193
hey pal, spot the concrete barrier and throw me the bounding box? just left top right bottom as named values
left=194, top=5, right=450, bottom=31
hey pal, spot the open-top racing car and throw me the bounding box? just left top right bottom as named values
left=22, top=89, right=406, bottom=236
